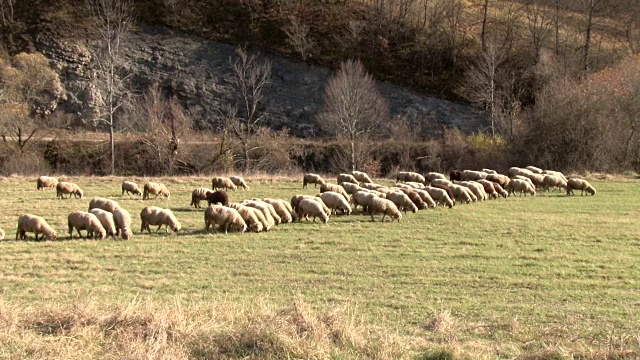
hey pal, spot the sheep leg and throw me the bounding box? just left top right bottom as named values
left=155, top=225, right=163, bottom=233
left=224, top=223, right=229, bottom=234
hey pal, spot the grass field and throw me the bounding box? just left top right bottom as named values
left=0, top=175, right=638, bottom=359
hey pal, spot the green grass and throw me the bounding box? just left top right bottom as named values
left=0, top=176, right=639, bottom=358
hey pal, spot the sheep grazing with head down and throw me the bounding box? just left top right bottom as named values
left=360, top=182, right=384, bottom=191
left=88, top=197, right=121, bottom=213
left=37, top=176, right=58, bottom=191
left=191, top=188, right=213, bottom=208
left=459, top=181, right=488, bottom=201
left=513, top=175, right=535, bottom=188
left=290, top=195, right=330, bottom=217
left=507, top=179, right=536, bottom=196
left=423, top=187, right=454, bottom=208
left=206, top=190, right=229, bottom=206
left=525, top=166, right=544, bottom=174
left=449, top=171, right=462, bottom=182
left=341, top=182, right=363, bottom=195
left=486, top=174, right=510, bottom=188
left=248, top=200, right=282, bottom=225
left=482, top=168, right=498, bottom=174
left=337, top=173, right=359, bottom=185
left=204, top=205, right=247, bottom=234
left=211, top=177, right=237, bottom=191
left=140, top=206, right=181, bottom=234
left=89, top=208, right=117, bottom=239
left=405, top=181, right=426, bottom=189
left=297, top=198, right=329, bottom=223
left=477, top=179, right=499, bottom=199
left=16, top=214, right=57, bottom=241
left=367, top=197, right=402, bottom=222
left=230, top=176, right=249, bottom=191
left=68, top=211, right=106, bottom=240
left=385, top=191, right=418, bottom=213
left=0, top=227, right=4, bottom=240
left=397, top=188, right=429, bottom=209
left=121, top=181, right=142, bottom=196
left=227, top=203, right=264, bottom=232
left=320, top=183, right=349, bottom=201
left=396, top=171, right=426, bottom=184
left=450, top=184, right=474, bottom=203
left=113, top=207, right=133, bottom=240
left=508, top=167, right=534, bottom=178
left=543, top=169, right=568, bottom=182
left=566, top=178, right=596, bottom=196
left=56, top=182, right=83, bottom=199
left=318, top=191, right=352, bottom=215
left=351, top=191, right=378, bottom=213
left=262, top=198, right=295, bottom=223
left=351, top=170, right=373, bottom=183
left=143, top=182, right=170, bottom=200
left=493, top=183, right=508, bottom=198
left=425, top=172, right=446, bottom=182
left=524, top=173, right=546, bottom=189
left=543, top=175, right=568, bottom=192
left=242, top=200, right=278, bottom=228
left=460, top=170, right=488, bottom=181
left=302, top=173, right=325, bottom=188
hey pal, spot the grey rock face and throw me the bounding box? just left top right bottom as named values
left=35, top=24, right=485, bottom=137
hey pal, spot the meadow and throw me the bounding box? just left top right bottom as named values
left=0, top=175, right=638, bottom=359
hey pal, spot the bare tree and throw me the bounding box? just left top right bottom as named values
left=525, top=1, right=554, bottom=62
left=583, top=0, right=605, bottom=71
left=480, top=0, right=489, bottom=52
left=86, top=0, right=133, bottom=175
left=228, top=47, right=272, bottom=173
left=284, top=16, right=314, bottom=61
left=0, top=0, right=16, bottom=26
left=318, top=59, right=389, bottom=171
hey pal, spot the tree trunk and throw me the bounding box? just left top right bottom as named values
left=109, top=122, right=115, bottom=175
left=481, top=0, right=489, bottom=52
left=350, top=134, right=356, bottom=171
left=584, top=0, right=596, bottom=71
left=243, top=140, right=250, bottom=173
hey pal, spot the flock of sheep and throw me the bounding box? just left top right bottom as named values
left=4, top=166, right=596, bottom=241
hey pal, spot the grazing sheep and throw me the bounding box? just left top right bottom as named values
left=524, top=173, right=546, bottom=189
left=262, top=198, right=294, bottom=223
left=121, top=181, right=142, bottom=196
left=430, top=178, right=453, bottom=188
left=143, top=182, right=170, bottom=200
left=16, top=214, right=57, bottom=241
left=206, top=190, right=229, bottom=206
left=513, top=175, right=535, bottom=188
left=367, top=197, right=402, bottom=222
left=291, top=194, right=330, bottom=215
left=449, top=171, right=462, bottom=182
left=229, top=176, right=249, bottom=191
left=351, top=170, right=373, bottom=183
left=140, top=206, right=181, bottom=234
left=318, top=191, right=352, bottom=215
left=341, top=182, right=363, bottom=195
left=89, top=208, right=117, bottom=238
left=351, top=191, right=379, bottom=213
left=526, top=166, right=544, bottom=174
left=227, top=203, right=264, bottom=232
left=386, top=191, right=418, bottom=213
left=243, top=200, right=277, bottom=228
left=566, top=178, right=596, bottom=196
left=425, top=172, right=447, bottom=182
left=486, top=174, right=510, bottom=188
left=459, top=181, right=488, bottom=201
left=360, top=182, right=385, bottom=191
left=56, top=182, right=83, bottom=199
left=543, top=175, right=568, bottom=192
left=204, top=205, right=247, bottom=234
left=68, top=211, right=106, bottom=240
left=337, top=173, right=359, bottom=185
left=191, top=188, right=213, bottom=208
left=460, top=170, right=488, bottom=181
left=320, top=183, right=349, bottom=200
left=298, top=199, right=329, bottom=223
left=113, top=207, right=133, bottom=240
left=493, top=183, right=508, bottom=198
left=482, top=169, right=498, bottom=174
left=508, top=167, right=534, bottom=178
left=423, top=187, right=454, bottom=208
left=394, top=183, right=414, bottom=190
left=397, top=188, right=429, bottom=210
left=450, top=184, right=474, bottom=203
left=396, top=171, right=426, bottom=184
left=405, top=181, right=426, bottom=189
left=88, top=197, right=121, bottom=213
left=0, top=227, right=4, bottom=240
left=249, top=200, right=282, bottom=225
left=507, top=179, right=536, bottom=196
left=477, top=179, right=499, bottom=199
left=37, top=176, right=58, bottom=191
left=543, top=169, right=568, bottom=182
left=211, top=177, right=237, bottom=191
left=302, top=173, right=325, bottom=188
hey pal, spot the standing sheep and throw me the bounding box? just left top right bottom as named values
left=68, top=211, right=106, bottom=240
left=229, top=176, right=249, bottom=191
left=486, top=174, right=510, bottom=188
left=566, top=178, right=596, bottom=196
left=88, top=198, right=121, bottom=213
left=341, top=182, right=363, bottom=195
left=506, top=179, right=536, bottom=196
left=337, top=173, right=359, bottom=185
left=204, top=205, right=247, bottom=234
left=297, top=199, right=329, bottom=223
left=422, top=187, right=453, bottom=208
left=525, top=166, right=544, bottom=174
left=318, top=191, right=352, bottom=215
left=493, top=183, right=509, bottom=198
left=191, top=188, right=213, bottom=208
left=351, top=191, right=378, bottom=213
left=459, top=181, right=488, bottom=201
left=320, top=183, right=350, bottom=200
left=302, top=173, right=325, bottom=188
left=482, top=169, right=498, bottom=174
left=396, top=171, right=426, bottom=184
left=397, top=188, right=429, bottom=209
left=367, top=197, right=402, bottom=222
left=386, top=191, right=418, bottom=213
left=113, top=207, right=133, bottom=240
left=243, top=200, right=277, bottom=228
left=37, top=176, right=58, bottom=191
left=449, top=184, right=474, bottom=203
left=56, top=182, right=83, bottom=199
left=212, top=177, right=238, bottom=191
left=351, top=170, right=373, bottom=183
left=460, top=170, right=488, bottom=181
left=89, top=208, right=117, bottom=238
left=542, top=175, right=568, bottom=192
left=290, top=195, right=330, bottom=216
left=140, top=206, right=181, bottom=234
left=121, top=181, right=142, bottom=196
left=425, top=172, right=447, bottom=182
left=143, top=182, right=170, bottom=200
left=206, top=190, right=229, bottom=206
left=248, top=200, right=282, bottom=225
left=508, top=167, right=534, bottom=178
left=544, top=170, right=568, bottom=182
left=228, top=203, right=265, bottom=232
left=16, top=214, right=57, bottom=241
left=262, top=198, right=294, bottom=223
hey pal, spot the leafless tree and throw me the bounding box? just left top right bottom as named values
left=441, top=0, right=466, bottom=67
left=583, top=0, right=606, bottom=71
left=284, top=16, right=314, bottom=61
left=480, top=0, right=489, bottom=52
left=318, top=59, right=389, bottom=171
left=227, top=47, right=272, bottom=173
left=525, top=1, right=554, bottom=62
left=0, top=0, right=16, bottom=26
left=86, top=0, right=133, bottom=175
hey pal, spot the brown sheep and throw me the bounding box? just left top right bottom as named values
left=212, top=177, right=237, bottom=191
left=191, top=188, right=213, bottom=208
left=37, top=176, right=58, bottom=191
left=16, top=214, right=57, bottom=241
left=143, top=182, right=170, bottom=200
left=56, top=182, right=83, bottom=199
left=140, top=206, right=181, bottom=234
left=206, top=190, right=229, bottom=206
left=397, top=188, right=429, bottom=210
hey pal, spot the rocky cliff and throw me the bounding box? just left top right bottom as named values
left=33, top=24, right=485, bottom=137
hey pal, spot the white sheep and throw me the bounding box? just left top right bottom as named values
left=37, top=176, right=58, bottom=191
left=68, top=211, right=106, bottom=240
left=262, top=198, right=294, bottom=223
left=204, top=205, right=247, bottom=234
left=542, top=175, right=568, bottom=192
left=525, top=166, right=544, bottom=174
left=393, top=183, right=414, bottom=190
left=248, top=199, right=282, bottom=225
left=16, top=214, right=57, bottom=241
left=121, top=181, right=142, bottom=196
left=341, top=182, right=363, bottom=195
left=56, top=182, right=83, bottom=199
left=227, top=203, right=264, bottom=232
left=481, top=169, right=498, bottom=174
left=366, top=197, right=402, bottom=222
left=320, top=183, right=350, bottom=200
left=396, top=171, right=426, bottom=184
left=140, top=206, right=181, bottom=234
left=337, top=173, right=359, bottom=185
left=513, top=175, right=535, bottom=188
left=405, top=181, right=426, bottom=189
left=460, top=170, right=488, bottom=181
left=524, top=173, right=546, bottom=189
left=229, top=176, right=249, bottom=191
left=486, top=173, right=510, bottom=188
left=397, top=188, right=429, bottom=209
left=88, top=197, right=121, bottom=213
left=360, top=182, right=385, bottom=191
left=302, top=173, right=325, bottom=188
left=0, top=227, right=4, bottom=240
left=298, top=198, right=329, bottom=223
left=385, top=191, right=418, bottom=213
left=566, top=178, right=596, bottom=196
left=190, top=188, right=213, bottom=208
left=543, top=170, right=568, bottom=182
left=507, top=179, right=536, bottom=196
left=290, top=195, right=330, bottom=216
left=423, top=187, right=454, bottom=208
left=143, top=182, right=170, bottom=200
left=430, top=178, right=453, bottom=188
left=318, top=191, right=352, bottom=215
left=211, top=177, right=237, bottom=191
left=508, top=167, right=534, bottom=178
left=351, top=190, right=378, bottom=213
left=351, top=170, right=373, bottom=183
left=242, top=200, right=278, bottom=228
left=450, top=184, right=474, bottom=203
left=459, top=181, right=488, bottom=201
left=89, top=208, right=117, bottom=239
left=477, top=179, right=499, bottom=199
left=425, top=172, right=447, bottom=182
left=113, top=207, right=133, bottom=240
